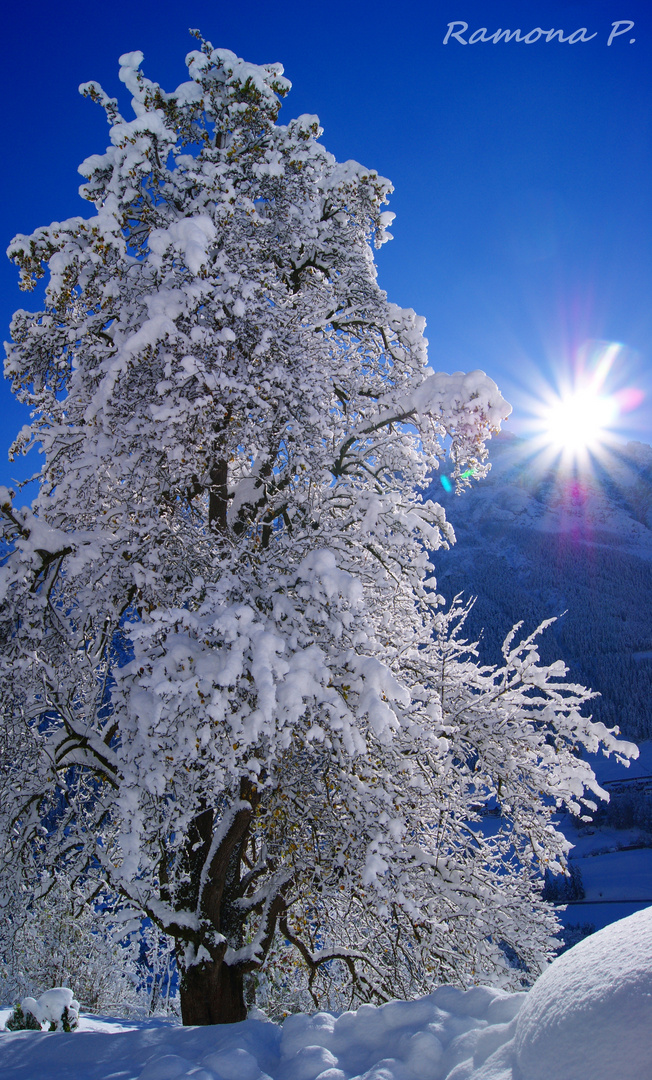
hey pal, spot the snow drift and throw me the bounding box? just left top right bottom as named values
left=512, top=904, right=652, bottom=1080
left=2, top=907, right=652, bottom=1080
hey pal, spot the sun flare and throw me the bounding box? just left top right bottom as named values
left=541, top=388, right=616, bottom=453
left=519, top=341, right=647, bottom=467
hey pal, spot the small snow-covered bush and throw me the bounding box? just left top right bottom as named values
left=17, top=988, right=79, bottom=1032
left=5, top=1002, right=42, bottom=1031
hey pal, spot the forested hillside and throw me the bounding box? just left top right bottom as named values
left=433, top=434, right=652, bottom=741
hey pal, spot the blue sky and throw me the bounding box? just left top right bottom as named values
left=2, top=0, right=651, bottom=493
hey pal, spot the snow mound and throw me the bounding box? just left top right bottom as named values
left=511, top=905, right=652, bottom=1080
left=277, top=986, right=523, bottom=1080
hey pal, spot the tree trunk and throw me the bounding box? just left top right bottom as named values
left=208, top=459, right=229, bottom=530
left=174, top=783, right=272, bottom=1025
left=179, top=957, right=246, bottom=1025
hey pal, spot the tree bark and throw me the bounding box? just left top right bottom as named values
left=179, top=957, right=246, bottom=1025
left=208, top=459, right=228, bottom=530
left=174, top=782, right=260, bottom=1025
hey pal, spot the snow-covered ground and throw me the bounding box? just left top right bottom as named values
left=2, top=908, right=651, bottom=1080
left=557, top=739, right=652, bottom=935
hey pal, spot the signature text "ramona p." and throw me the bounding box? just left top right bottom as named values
left=443, top=21, right=635, bottom=46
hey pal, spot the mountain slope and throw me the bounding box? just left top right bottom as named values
left=432, top=433, right=652, bottom=741
left=431, top=433, right=652, bottom=937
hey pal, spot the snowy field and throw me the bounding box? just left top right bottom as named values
left=558, top=739, right=652, bottom=934
left=2, top=908, right=652, bottom=1080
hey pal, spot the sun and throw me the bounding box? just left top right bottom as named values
left=541, top=387, right=616, bottom=454
left=515, top=341, right=646, bottom=477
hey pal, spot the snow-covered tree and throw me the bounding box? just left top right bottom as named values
left=243, top=597, right=635, bottom=1014
left=0, top=37, right=634, bottom=1024
left=0, top=875, right=140, bottom=1015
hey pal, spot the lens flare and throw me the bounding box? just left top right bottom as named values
left=542, top=387, right=616, bottom=453
left=527, top=341, right=645, bottom=465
